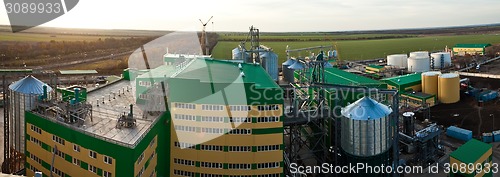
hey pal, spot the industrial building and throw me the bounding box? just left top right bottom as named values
left=449, top=139, right=492, bottom=177
left=453, top=44, right=491, bottom=56
left=381, top=73, right=422, bottom=92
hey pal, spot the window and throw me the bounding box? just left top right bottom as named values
left=256, top=145, right=280, bottom=152
left=257, top=162, right=280, bottom=169
left=201, top=127, right=224, bottom=134
left=200, top=116, right=224, bottom=122
left=89, top=150, right=97, bottom=159
left=174, top=125, right=196, bottom=132
left=174, top=142, right=195, bottom=149
left=30, top=125, right=42, bottom=134
left=139, top=81, right=151, bottom=87
left=29, top=165, right=40, bottom=173
left=148, top=151, right=156, bottom=162
left=173, top=169, right=194, bottom=177
left=173, top=158, right=195, bottom=166
left=103, top=171, right=112, bottom=177
left=257, top=105, right=279, bottom=111
left=201, top=104, right=224, bottom=111
left=228, top=163, right=251, bottom=170
left=230, top=117, right=251, bottom=123
left=51, top=167, right=65, bottom=177
left=174, top=103, right=196, bottom=109
left=229, top=105, right=251, bottom=111
left=228, top=129, right=251, bottom=135
left=256, top=116, right=279, bottom=123
left=200, top=174, right=223, bottom=177
left=174, top=114, right=196, bottom=121
left=137, top=166, right=144, bottom=177
left=256, top=174, right=280, bottom=177
left=229, top=176, right=252, bottom=177
left=53, top=148, right=66, bottom=159
left=228, top=146, right=251, bottom=152
left=149, top=138, right=155, bottom=148
left=52, top=135, right=65, bottom=145
left=72, top=158, right=81, bottom=166
left=89, top=164, right=97, bottom=173
left=137, top=152, right=144, bottom=164
left=73, top=144, right=80, bottom=152
left=30, top=137, right=42, bottom=147
left=200, top=162, right=223, bottom=169
left=149, top=169, right=156, bottom=177
left=104, top=155, right=113, bottom=164
left=200, top=145, right=223, bottom=151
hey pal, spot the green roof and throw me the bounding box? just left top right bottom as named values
left=453, top=44, right=491, bottom=48
left=323, top=68, right=386, bottom=88
left=381, top=73, right=421, bottom=87
left=175, top=59, right=278, bottom=89
left=59, top=70, right=98, bottom=75
left=450, top=139, right=491, bottom=164
left=367, top=65, right=384, bottom=69
left=136, top=65, right=176, bottom=79
left=402, top=91, right=435, bottom=99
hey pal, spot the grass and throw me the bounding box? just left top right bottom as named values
left=0, top=32, right=125, bottom=42
left=212, top=34, right=500, bottom=63
left=218, top=33, right=414, bottom=41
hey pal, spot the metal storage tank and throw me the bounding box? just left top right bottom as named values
left=341, top=96, right=393, bottom=157
left=260, top=51, right=279, bottom=81
left=409, top=51, right=429, bottom=58
left=387, top=54, right=408, bottom=68
left=282, top=59, right=296, bottom=82
left=8, top=75, right=53, bottom=155
left=438, top=73, right=460, bottom=104
left=407, top=56, right=430, bottom=72
left=421, top=71, right=441, bottom=97
left=430, top=52, right=452, bottom=69
left=232, top=47, right=249, bottom=60
left=446, top=126, right=472, bottom=141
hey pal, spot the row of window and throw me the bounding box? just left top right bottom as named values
left=30, top=136, right=42, bottom=147
left=138, top=81, right=152, bottom=87
left=174, top=103, right=196, bottom=109
left=229, top=105, right=251, bottom=111
left=139, top=94, right=149, bottom=99
left=28, top=164, right=40, bottom=175
left=52, top=135, right=65, bottom=145
left=257, top=105, right=279, bottom=111
left=173, top=170, right=279, bottom=177
left=174, top=142, right=282, bottom=152
left=230, top=117, right=251, bottom=123
left=174, top=125, right=196, bottom=132
left=174, top=114, right=196, bottom=121
left=174, top=158, right=195, bottom=166
left=201, top=116, right=224, bottom=122
left=200, top=162, right=223, bottom=169
left=29, top=154, right=42, bottom=164
left=175, top=126, right=253, bottom=135
left=51, top=167, right=66, bottom=177
left=228, top=129, right=251, bottom=135
left=257, top=162, right=280, bottom=169
left=201, top=127, right=224, bottom=134
left=256, top=116, right=279, bottom=123
left=201, top=104, right=224, bottom=111
left=137, top=151, right=156, bottom=177
left=30, top=124, right=42, bottom=134
left=228, top=163, right=251, bottom=170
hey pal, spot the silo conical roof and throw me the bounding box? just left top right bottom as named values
left=288, top=61, right=305, bottom=70
left=9, top=75, right=53, bottom=94
left=341, top=96, right=392, bottom=120
left=283, top=59, right=296, bottom=65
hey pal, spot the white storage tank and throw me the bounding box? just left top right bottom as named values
left=410, top=51, right=429, bottom=58
left=430, top=52, right=452, bottom=69
left=387, top=54, right=408, bottom=68
left=408, top=56, right=430, bottom=72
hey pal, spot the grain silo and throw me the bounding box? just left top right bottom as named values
left=8, top=75, right=52, bottom=155
left=282, top=59, right=296, bottom=82
left=232, top=47, right=249, bottom=60
left=387, top=54, right=408, bottom=68
left=408, top=56, right=430, bottom=72
left=260, top=51, right=279, bottom=81
left=438, top=73, right=460, bottom=104
left=340, top=96, right=393, bottom=177
left=430, top=52, right=452, bottom=69
left=421, top=71, right=441, bottom=97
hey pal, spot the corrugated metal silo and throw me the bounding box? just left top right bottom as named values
left=282, top=59, right=296, bottom=83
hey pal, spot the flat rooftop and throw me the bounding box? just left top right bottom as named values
left=35, top=80, right=160, bottom=148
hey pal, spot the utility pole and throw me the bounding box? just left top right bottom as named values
left=199, top=16, right=213, bottom=55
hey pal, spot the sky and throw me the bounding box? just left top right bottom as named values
left=1, top=0, right=500, bottom=32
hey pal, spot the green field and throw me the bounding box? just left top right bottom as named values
left=218, top=33, right=415, bottom=41
left=212, top=34, right=500, bottom=63
left=0, top=32, right=128, bottom=42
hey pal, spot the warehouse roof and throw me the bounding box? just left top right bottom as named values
left=136, top=64, right=176, bottom=79
left=453, top=44, right=491, bottom=48
left=381, top=73, right=421, bottom=87
left=321, top=68, right=385, bottom=88
left=402, top=91, right=435, bottom=99
left=450, top=139, right=491, bottom=164
left=175, top=59, right=279, bottom=88
left=60, top=70, right=98, bottom=75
